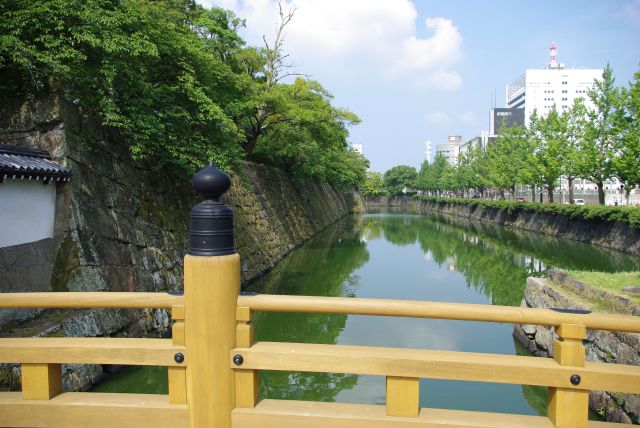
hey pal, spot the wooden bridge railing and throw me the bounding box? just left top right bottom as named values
left=1, top=163, right=639, bottom=428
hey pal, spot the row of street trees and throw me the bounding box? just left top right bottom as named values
left=365, top=66, right=639, bottom=205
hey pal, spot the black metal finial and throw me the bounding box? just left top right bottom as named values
left=191, top=161, right=231, bottom=202
left=188, top=162, right=236, bottom=256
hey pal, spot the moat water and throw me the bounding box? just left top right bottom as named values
left=94, top=212, right=640, bottom=416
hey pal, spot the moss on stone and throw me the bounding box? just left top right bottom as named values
left=51, top=236, right=80, bottom=292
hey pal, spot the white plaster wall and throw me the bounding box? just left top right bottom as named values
left=0, top=179, right=56, bottom=247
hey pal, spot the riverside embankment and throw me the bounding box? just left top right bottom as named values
left=366, top=196, right=640, bottom=256
left=0, top=96, right=363, bottom=391
left=514, top=269, right=640, bottom=424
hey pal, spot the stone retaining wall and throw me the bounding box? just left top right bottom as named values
left=0, top=96, right=361, bottom=391
left=513, top=271, right=640, bottom=424
left=364, top=196, right=640, bottom=256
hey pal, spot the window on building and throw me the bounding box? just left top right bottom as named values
left=562, top=81, right=567, bottom=85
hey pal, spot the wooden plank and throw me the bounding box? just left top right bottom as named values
left=236, top=369, right=260, bottom=408
left=231, top=399, right=626, bottom=428
left=236, top=323, right=254, bottom=349
left=236, top=295, right=640, bottom=333
left=231, top=342, right=640, bottom=393
left=235, top=309, right=259, bottom=408
left=0, top=338, right=185, bottom=366
left=169, top=367, right=187, bottom=405
left=548, top=387, right=589, bottom=428
left=0, top=392, right=187, bottom=428
left=169, top=317, right=187, bottom=404
left=0, top=292, right=183, bottom=309
left=548, top=325, right=588, bottom=428
left=236, top=306, right=252, bottom=322
left=185, top=254, right=240, bottom=428
left=21, top=363, right=62, bottom=400
left=172, top=304, right=185, bottom=321
left=554, top=337, right=585, bottom=367
left=556, top=323, right=586, bottom=340
left=386, top=376, right=419, bottom=417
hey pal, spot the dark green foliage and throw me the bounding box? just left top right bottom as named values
left=415, top=196, right=640, bottom=228
left=0, top=0, right=366, bottom=184
left=383, top=165, right=417, bottom=196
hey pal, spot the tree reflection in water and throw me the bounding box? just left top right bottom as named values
left=248, top=213, right=639, bottom=403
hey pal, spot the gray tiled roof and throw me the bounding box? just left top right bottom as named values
left=0, top=144, right=73, bottom=182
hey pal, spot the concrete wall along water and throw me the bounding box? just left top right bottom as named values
left=0, top=97, right=362, bottom=391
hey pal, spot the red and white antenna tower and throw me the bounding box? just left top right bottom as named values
left=549, top=42, right=558, bottom=69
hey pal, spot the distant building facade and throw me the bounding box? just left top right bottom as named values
left=459, top=132, right=488, bottom=157
left=506, top=42, right=602, bottom=124
left=424, top=140, right=432, bottom=164
left=436, top=136, right=462, bottom=166
left=489, top=108, right=525, bottom=136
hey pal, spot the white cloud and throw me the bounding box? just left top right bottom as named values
left=205, top=0, right=463, bottom=91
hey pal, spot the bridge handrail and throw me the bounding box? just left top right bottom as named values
left=237, top=294, right=640, bottom=333
left=0, top=292, right=183, bottom=309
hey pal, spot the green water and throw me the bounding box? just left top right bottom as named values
left=93, top=213, right=640, bottom=416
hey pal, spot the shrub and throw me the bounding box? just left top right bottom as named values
left=415, top=196, right=640, bottom=228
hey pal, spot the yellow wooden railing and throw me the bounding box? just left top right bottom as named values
left=1, top=164, right=639, bottom=427
left=0, top=292, right=187, bottom=427
left=2, top=287, right=640, bottom=427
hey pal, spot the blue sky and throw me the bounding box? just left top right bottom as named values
left=205, top=0, right=640, bottom=173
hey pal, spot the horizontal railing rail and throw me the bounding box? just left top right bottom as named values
left=232, top=296, right=640, bottom=428
left=0, top=337, right=185, bottom=366
left=237, top=294, right=640, bottom=333
left=230, top=342, right=640, bottom=393
left=0, top=292, right=183, bottom=309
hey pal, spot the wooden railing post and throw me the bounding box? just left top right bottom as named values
left=548, top=323, right=588, bottom=428
left=168, top=304, right=186, bottom=404
left=184, top=163, right=239, bottom=428
left=386, top=376, right=419, bottom=417
left=21, top=363, right=62, bottom=400
left=235, top=306, right=259, bottom=408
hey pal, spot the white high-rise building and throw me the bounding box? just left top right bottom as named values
left=506, top=42, right=602, bottom=124
left=436, top=136, right=462, bottom=166
left=424, top=140, right=432, bottom=164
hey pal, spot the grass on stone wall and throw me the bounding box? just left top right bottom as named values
left=565, top=270, right=640, bottom=295
left=415, top=196, right=640, bottom=228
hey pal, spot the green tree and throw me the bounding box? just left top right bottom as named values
left=383, top=165, right=417, bottom=196
left=251, top=78, right=365, bottom=185
left=578, top=64, right=619, bottom=205
left=361, top=171, right=385, bottom=197
left=415, top=155, right=449, bottom=196
left=1, top=0, right=368, bottom=185
left=1, top=0, right=248, bottom=172
left=486, top=125, right=531, bottom=199
left=531, top=106, right=571, bottom=202
left=613, top=69, right=640, bottom=204
left=563, top=99, right=588, bottom=204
